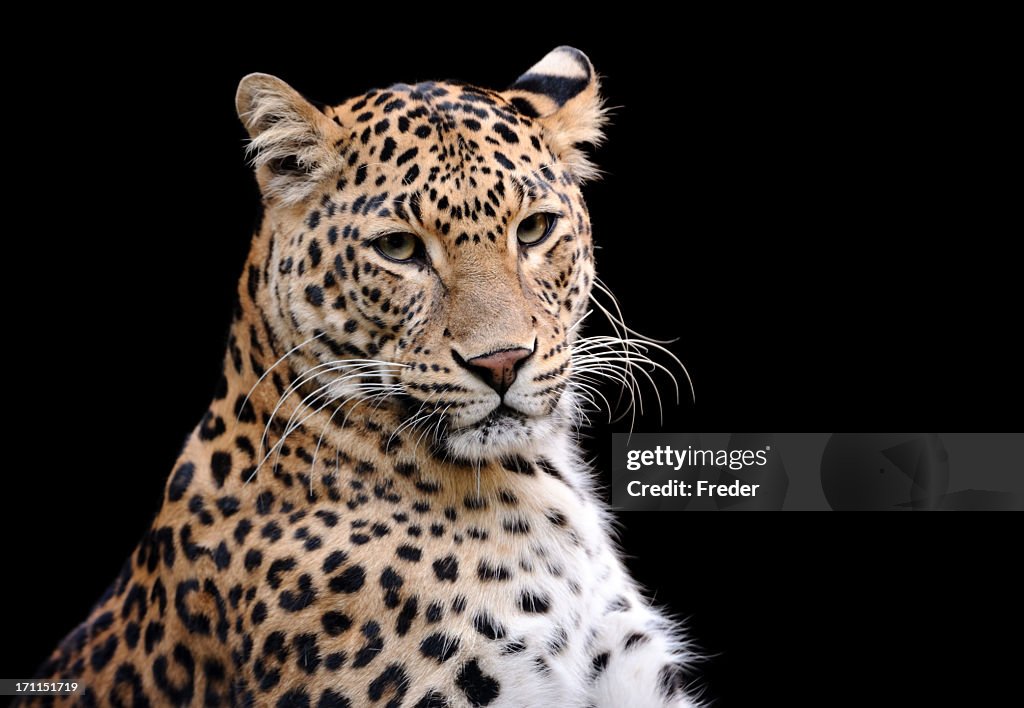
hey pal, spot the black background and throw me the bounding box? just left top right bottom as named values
left=4, top=21, right=1020, bottom=705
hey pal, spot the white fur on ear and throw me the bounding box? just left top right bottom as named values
left=235, top=73, right=343, bottom=205
left=504, top=47, right=607, bottom=182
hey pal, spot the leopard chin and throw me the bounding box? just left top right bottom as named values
left=441, top=395, right=577, bottom=463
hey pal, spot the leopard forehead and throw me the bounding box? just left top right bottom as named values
left=332, top=81, right=567, bottom=198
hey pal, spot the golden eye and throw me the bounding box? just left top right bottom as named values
left=374, top=232, right=422, bottom=262
left=516, top=213, right=557, bottom=246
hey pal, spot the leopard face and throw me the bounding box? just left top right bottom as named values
left=237, top=47, right=605, bottom=462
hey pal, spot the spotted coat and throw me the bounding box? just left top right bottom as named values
left=23, top=47, right=698, bottom=708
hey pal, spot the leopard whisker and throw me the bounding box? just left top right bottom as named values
left=567, top=308, right=594, bottom=333
left=592, top=276, right=678, bottom=344
left=572, top=353, right=644, bottom=430
left=584, top=288, right=694, bottom=403
left=577, top=346, right=686, bottom=404
left=261, top=364, right=379, bottom=464
left=310, top=385, right=403, bottom=493
left=580, top=278, right=694, bottom=432
left=389, top=403, right=436, bottom=450
left=249, top=380, right=401, bottom=484
left=386, top=390, right=445, bottom=450
left=239, top=331, right=324, bottom=420
left=415, top=403, right=452, bottom=450
left=572, top=363, right=639, bottom=405
left=573, top=357, right=653, bottom=426
left=588, top=279, right=636, bottom=417
left=275, top=376, right=400, bottom=473
left=430, top=405, right=453, bottom=445
left=566, top=379, right=608, bottom=418
left=259, top=360, right=407, bottom=460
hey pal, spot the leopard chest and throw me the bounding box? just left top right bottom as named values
left=234, top=453, right=619, bottom=703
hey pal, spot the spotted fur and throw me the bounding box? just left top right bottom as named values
left=24, top=47, right=698, bottom=707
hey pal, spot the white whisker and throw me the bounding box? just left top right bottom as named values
left=239, top=331, right=324, bottom=420
left=565, top=277, right=694, bottom=435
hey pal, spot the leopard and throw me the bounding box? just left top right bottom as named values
left=24, top=47, right=699, bottom=707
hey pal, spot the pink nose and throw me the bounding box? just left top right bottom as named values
left=463, top=347, right=533, bottom=395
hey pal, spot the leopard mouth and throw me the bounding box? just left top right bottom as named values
left=474, top=404, right=528, bottom=427
left=392, top=395, right=530, bottom=433
left=451, top=399, right=546, bottom=432
left=391, top=392, right=556, bottom=461
left=445, top=406, right=564, bottom=460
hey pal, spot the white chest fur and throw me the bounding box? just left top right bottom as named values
left=459, top=436, right=697, bottom=708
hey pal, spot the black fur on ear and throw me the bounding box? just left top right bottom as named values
left=503, top=46, right=607, bottom=182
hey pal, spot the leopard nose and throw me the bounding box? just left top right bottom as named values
left=454, top=347, right=534, bottom=396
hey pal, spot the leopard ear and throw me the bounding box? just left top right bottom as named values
left=235, top=73, right=344, bottom=205
left=503, top=46, right=607, bottom=182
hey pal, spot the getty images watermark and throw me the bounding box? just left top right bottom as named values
left=625, top=444, right=769, bottom=499
left=611, top=433, right=1024, bottom=511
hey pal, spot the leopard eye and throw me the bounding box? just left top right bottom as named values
left=516, top=213, right=557, bottom=246
left=374, top=232, right=423, bottom=262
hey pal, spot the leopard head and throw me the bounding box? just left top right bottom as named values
left=236, top=47, right=606, bottom=462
